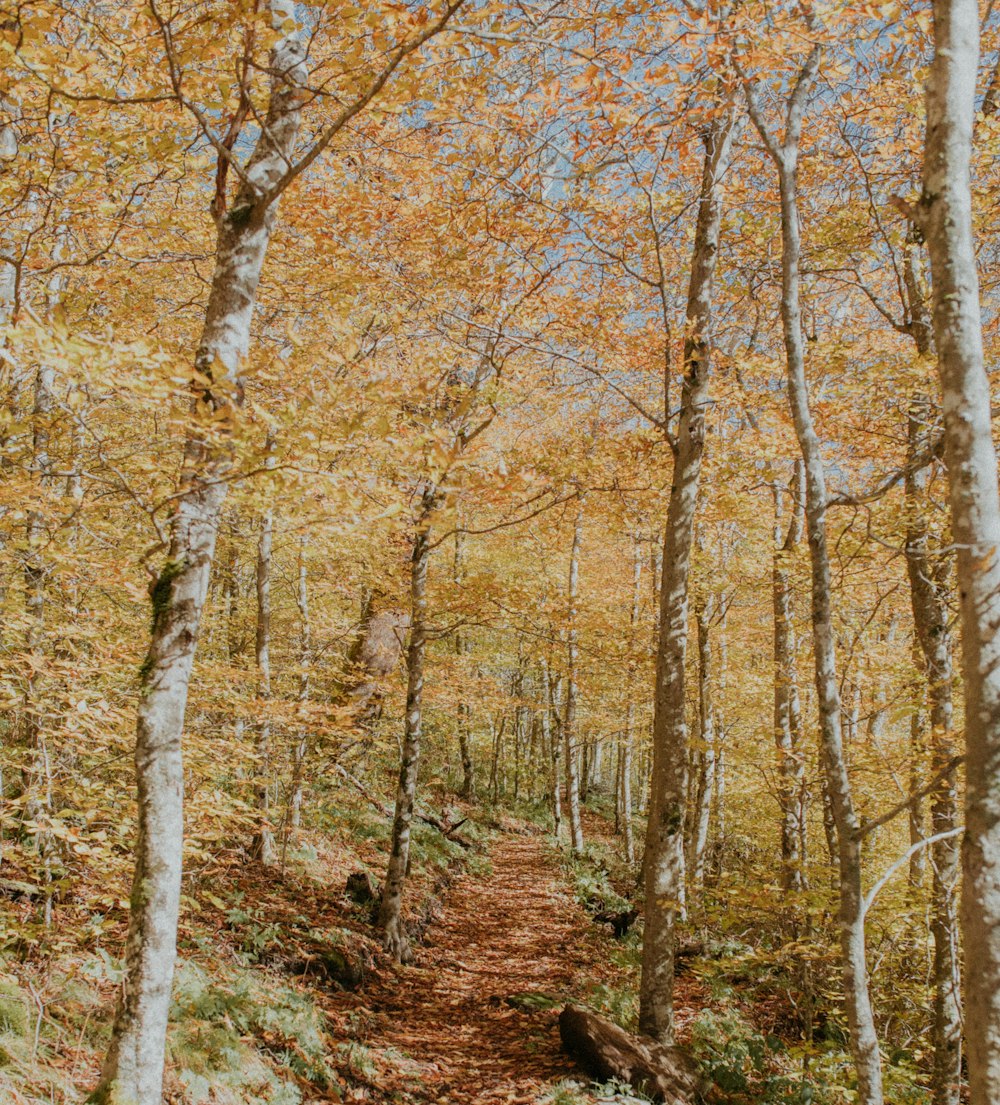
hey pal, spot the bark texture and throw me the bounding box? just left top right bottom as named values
left=378, top=483, right=438, bottom=962
left=564, top=499, right=585, bottom=855
left=560, top=1005, right=702, bottom=1104
left=745, top=50, right=884, bottom=1104
left=921, top=4, right=1000, bottom=1100
left=686, top=596, right=715, bottom=900
left=639, top=109, right=738, bottom=1044
left=93, top=9, right=306, bottom=1101
left=773, top=463, right=805, bottom=892
left=901, top=242, right=961, bottom=1105
left=454, top=528, right=475, bottom=799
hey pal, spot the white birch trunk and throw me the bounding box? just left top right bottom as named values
left=745, top=49, right=884, bottom=1102
left=921, top=3, right=1000, bottom=1099
left=93, top=9, right=306, bottom=1100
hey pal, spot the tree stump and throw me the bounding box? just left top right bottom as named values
left=346, top=870, right=378, bottom=906
left=558, top=1004, right=704, bottom=1104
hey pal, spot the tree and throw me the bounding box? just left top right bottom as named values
left=743, top=41, right=885, bottom=1105
left=921, top=3, right=1000, bottom=1101
left=93, top=9, right=308, bottom=1098
left=639, top=104, right=739, bottom=1044
left=94, top=1, right=466, bottom=1095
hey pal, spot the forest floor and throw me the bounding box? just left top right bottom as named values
left=326, top=824, right=706, bottom=1105
left=2, top=798, right=720, bottom=1105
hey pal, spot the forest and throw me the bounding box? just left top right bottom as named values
left=0, top=0, right=997, bottom=1103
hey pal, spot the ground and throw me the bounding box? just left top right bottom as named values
left=0, top=801, right=716, bottom=1105
left=324, top=824, right=704, bottom=1104
left=353, top=831, right=594, bottom=1102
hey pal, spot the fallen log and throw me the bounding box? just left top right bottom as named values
left=0, top=878, right=42, bottom=901
left=559, top=1004, right=704, bottom=1104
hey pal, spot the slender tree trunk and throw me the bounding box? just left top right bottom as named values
left=745, top=55, right=884, bottom=1103
left=564, top=499, right=585, bottom=854
left=251, top=499, right=276, bottom=865
left=93, top=11, right=306, bottom=1100
left=639, top=109, right=738, bottom=1044
left=454, top=529, right=474, bottom=799
left=620, top=537, right=640, bottom=863
left=712, top=611, right=728, bottom=877
left=513, top=666, right=526, bottom=802
left=225, top=539, right=242, bottom=664
left=906, top=447, right=961, bottom=1105
left=24, top=359, right=57, bottom=926
left=900, top=205, right=961, bottom=1105
left=774, top=462, right=805, bottom=893
left=378, top=483, right=437, bottom=963
left=544, top=661, right=562, bottom=839
left=907, top=682, right=927, bottom=897
left=489, top=715, right=504, bottom=803
left=921, top=5, right=996, bottom=1098
left=289, top=534, right=310, bottom=831
left=687, top=597, right=715, bottom=903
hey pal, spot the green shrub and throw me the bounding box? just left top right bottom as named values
left=169, top=961, right=335, bottom=1103
left=690, top=1008, right=840, bottom=1104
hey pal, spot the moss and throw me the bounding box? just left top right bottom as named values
left=149, top=558, right=185, bottom=628
left=139, top=558, right=186, bottom=684
left=226, top=203, right=254, bottom=230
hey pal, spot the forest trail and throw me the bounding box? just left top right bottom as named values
left=343, top=830, right=623, bottom=1104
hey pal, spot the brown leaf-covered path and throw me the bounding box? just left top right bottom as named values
left=349, top=830, right=623, bottom=1104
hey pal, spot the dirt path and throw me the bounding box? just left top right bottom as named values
left=349, top=831, right=613, bottom=1104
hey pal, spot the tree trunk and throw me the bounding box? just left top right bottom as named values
left=289, top=534, right=310, bottom=831
left=544, top=661, right=562, bottom=839
left=24, top=359, right=57, bottom=926
left=745, top=53, right=884, bottom=1102
left=639, top=109, right=738, bottom=1044
left=687, top=597, right=715, bottom=904
left=559, top=1004, right=703, bottom=1105
left=906, top=681, right=927, bottom=898
left=378, top=482, right=437, bottom=963
left=900, top=195, right=962, bottom=1105
left=620, top=539, right=639, bottom=863
left=906, top=439, right=961, bottom=1105
left=712, top=611, right=728, bottom=878
left=93, top=10, right=306, bottom=1100
left=251, top=496, right=277, bottom=866
left=921, top=4, right=996, bottom=1099
left=773, top=462, right=805, bottom=893
left=564, top=499, right=585, bottom=855
left=454, top=528, right=474, bottom=799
